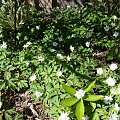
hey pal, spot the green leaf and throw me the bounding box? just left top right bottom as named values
left=9, top=67, right=16, bottom=71
left=17, top=80, right=28, bottom=91
left=8, top=81, right=16, bottom=89
left=60, top=97, right=79, bottom=107
left=62, top=84, right=76, bottom=95
left=115, top=48, right=118, bottom=54
left=0, top=80, right=5, bottom=90
left=4, top=71, right=11, bottom=80
left=75, top=99, right=84, bottom=120
left=0, top=114, right=2, bottom=120
left=92, top=111, right=100, bottom=120
left=84, top=95, right=104, bottom=101
left=85, top=81, right=96, bottom=92
left=5, top=112, right=12, bottom=120
left=90, top=102, right=96, bottom=111
left=14, top=113, right=23, bottom=120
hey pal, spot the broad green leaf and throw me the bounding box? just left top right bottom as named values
left=84, top=95, right=104, bottom=101
left=85, top=81, right=96, bottom=92
left=90, top=102, right=96, bottom=111
left=75, top=99, right=84, bottom=120
left=92, top=111, right=100, bottom=120
left=60, top=97, right=79, bottom=107
left=62, top=84, right=76, bottom=95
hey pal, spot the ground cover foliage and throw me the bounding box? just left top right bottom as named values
left=0, top=1, right=120, bottom=120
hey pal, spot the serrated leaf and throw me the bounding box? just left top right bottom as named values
left=9, top=67, right=16, bottom=71
left=0, top=80, right=5, bottom=90
left=8, top=81, right=16, bottom=89
left=5, top=112, right=12, bottom=120
left=4, top=71, right=11, bottom=80
left=85, top=81, right=96, bottom=92
left=75, top=99, right=84, bottom=120
left=14, top=113, right=23, bottom=120
left=17, top=80, right=28, bottom=89
left=62, top=84, right=76, bottom=95
left=60, top=97, right=79, bottom=107
left=92, top=111, right=100, bottom=120
left=84, top=95, right=104, bottom=101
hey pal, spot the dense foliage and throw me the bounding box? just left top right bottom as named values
left=0, top=1, right=120, bottom=120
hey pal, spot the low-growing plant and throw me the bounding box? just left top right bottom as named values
left=0, top=1, right=120, bottom=120
left=60, top=81, right=104, bottom=120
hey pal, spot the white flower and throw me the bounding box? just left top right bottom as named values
left=109, top=63, right=118, bottom=71
left=23, top=41, right=32, bottom=48
left=56, top=71, right=62, bottom=77
left=38, top=56, right=44, bottom=62
left=58, top=111, right=69, bottom=120
left=97, top=68, right=103, bottom=75
left=0, top=41, right=7, bottom=49
left=52, top=42, right=58, bottom=47
left=27, top=41, right=32, bottom=45
left=75, top=89, right=85, bottom=99
left=67, top=55, right=71, bottom=62
left=30, top=74, right=36, bottom=81
left=109, top=113, right=118, bottom=120
left=58, top=37, right=62, bottom=41
left=67, top=5, right=70, bottom=8
left=106, top=77, right=116, bottom=87
left=25, top=61, right=29, bottom=66
left=34, top=91, right=43, bottom=98
left=0, top=102, right=2, bottom=108
left=36, top=25, right=40, bottom=30
left=70, top=45, right=74, bottom=52
left=114, top=103, right=120, bottom=111
left=82, top=115, right=89, bottom=120
left=57, top=53, right=63, bottom=59
left=113, top=32, right=119, bottom=38
left=71, top=34, right=76, bottom=38
left=104, top=26, right=110, bottom=31
left=23, top=44, right=29, bottom=48
left=113, top=15, right=117, bottom=20
left=7, top=65, right=12, bottom=68
left=104, top=96, right=113, bottom=103
left=85, top=42, right=90, bottom=47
